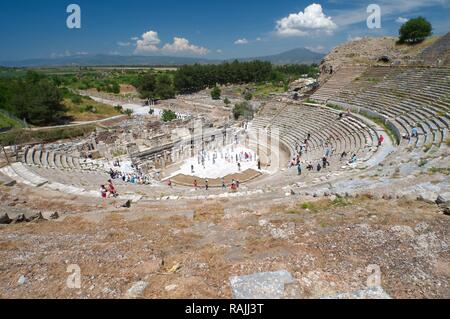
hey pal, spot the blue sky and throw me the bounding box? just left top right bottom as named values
left=0, top=0, right=448, bottom=61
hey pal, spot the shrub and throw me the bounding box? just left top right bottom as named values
left=84, top=105, right=96, bottom=113
left=211, top=86, right=221, bottom=100
left=233, top=102, right=254, bottom=121
left=124, top=109, right=134, bottom=118
left=161, top=109, right=177, bottom=122
left=114, top=105, right=123, bottom=113
left=70, top=95, right=82, bottom=104
left=398, top=17, right=432, bottom=44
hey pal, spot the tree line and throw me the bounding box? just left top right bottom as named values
left=0, top=72, right=66, bottom=126
left=137, top=61, right=318, bottom=99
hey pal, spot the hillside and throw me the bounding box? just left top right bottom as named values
left=317, top=35, right=445, bottom=83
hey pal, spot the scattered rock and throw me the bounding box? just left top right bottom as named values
left=12, top=214, right=26, bottom=224
left=49, top=212, right=59, bottom=220
left=125, top=281, right=148, bottom=299
left=417, top=192, right=437, bottom=204
left=229, top=270, right=294, bottom=299
left=0, top=213, right=11, bottom=225
left=26, top=212, right=44, bottom=222
left=436, top=193, right=450, bottom=205
left=18, top=275, right=27, bottom=285
left=122, top=200, right=132, bottom=208
left=165, top=284, right=178, bottom=292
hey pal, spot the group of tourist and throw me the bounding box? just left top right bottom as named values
left=109, top=168, right=153, bottom=185
left=190, top=178, right=241, bottom=191
left=402, top=126, right=419, bottom=141
left=290, top=132, right=363, bottom=176
left=195, top=147, right=256, bottom=171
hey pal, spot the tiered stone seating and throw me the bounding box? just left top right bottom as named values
left=328, top=66, right=450, bottom=149
left=0, top=170, right=16, bottom=186
left=310, top=66, right=367, bottom=104
left=22, top=146, right=104, bottom=172
left=0, top=163, right=48, bottom=187
left=253, top=104, right=379, bottom=167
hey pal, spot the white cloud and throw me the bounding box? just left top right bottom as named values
left=276, top=3, right=337, bottom=37
left=256, top=37, right=262, bottom=41
left=234, top=38, right=249, bottom=45
left=135, top=30, right=161, bottom=54
left=134, top=30, right=209, bottom=56
left=162, top=37, right=209, bottom=55
left=305, top=45, right=325, bottom=53
left=117, top=41, right=131, bottom=47
left=396, top=17, right=409, bottom=24
left=217, top=49, right=223, bottom=53
left=347, top=35, right=363, bottom=42
left=131, top=37, right=139, bottom=41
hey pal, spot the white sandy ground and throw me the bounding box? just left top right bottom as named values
left=167, top=145, right=270, bottom=179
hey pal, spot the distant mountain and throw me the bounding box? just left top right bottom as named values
left=0, top=54, right=218, bottom=67
left=236, top=48, right=325, bottom=65
left=0, top=48, right=325, bottom=67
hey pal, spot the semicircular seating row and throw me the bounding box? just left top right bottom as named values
left=251, top=104, right=380, bottom=165
left=22, top=147, right=104, bottom=172
left=315, top=66, right=449, bottom=149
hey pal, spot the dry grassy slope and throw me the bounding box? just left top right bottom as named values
left=0, top=184, right=448, bottom=299
left=318, top=36, right=441, bottom=83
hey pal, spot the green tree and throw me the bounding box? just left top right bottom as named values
left=224, top=97, right=231, bottom=107
left=124, top=109, right=134, bottom=118
left=233, top=102, right=254, bottom=121
left=137, top=72, right=157, bottom=99
left=398, top=17, right=432, bottom=44
left=211, top=86, right=221, bottom=100
left=155, top=74, right=176, bottom=99
left=114, top=105, right=124, bottom=113
left=244, top=92, right=253, bottom=101
left=9, top=74, right=66, bottom=126
left=161, top=109, right=177, bottom=122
